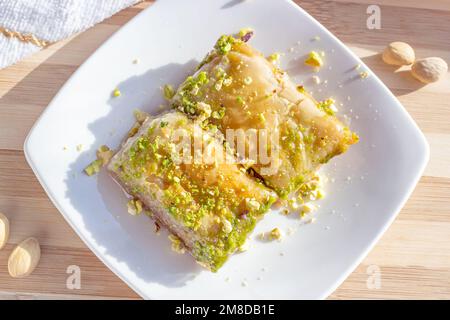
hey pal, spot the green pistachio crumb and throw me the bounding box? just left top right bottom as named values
left=163, top=84, right=175, bottom=100
left=296, top=85, right=306, bottom=94
left=223, top=76, right=233, bottom=87
left=304, top=51, right=323, bottom=68
left=268, top=53, right=280, bottom=63
left=96, top=145, right=113, bottom=166
left=127, top=199, right=143, bottom=216
left=112, top=88, right=121, bottom=97
left=317, top=98, right=337, bottom=115
left=215, top=35, right=236, bottom=55
left=269, top=227, right=282, bottom=241
left=212, top=107, right=226, bottom=119
left=84, top=159, right=102, bottom=176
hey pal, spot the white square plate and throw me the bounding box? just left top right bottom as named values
left=24, top=0, right=429, bottom=299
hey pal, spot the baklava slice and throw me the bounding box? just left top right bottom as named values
left=171, top=35, right=358, bottom=198
left=108, top=112, right=277, bottom=271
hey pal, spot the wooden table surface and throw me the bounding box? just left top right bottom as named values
left=0, top=0, right=449, bottom=300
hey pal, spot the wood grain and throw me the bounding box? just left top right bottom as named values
left=0, top=0, right=449, bottom=299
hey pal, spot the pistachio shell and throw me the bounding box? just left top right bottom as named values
left=8, top=237, right=41, bottom=278
left=0, top=212, right=10, bottom=250
left=411, top=57, right=448, bottom=83
left=382, top=42, right=415, bottom=66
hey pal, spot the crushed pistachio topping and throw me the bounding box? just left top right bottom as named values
left=259, top=227, right=283, bottom=241
left=301, top=203, right=316, bottom=215
left=214, top=81, right=223, bottom=91
left=297, top=174, right=323, bottom=202
left=316, top=189, right=325, bottom=200
left=84, top=145, right=113, bottom=176
left=223, top=76, right=233, bottom=87
left=360, top=71, right=369, bottom=79
left=243, top=76, right=253, bottom=85
left=84, top=159, right=102, bottom=176
left=296, top=85, right=306, bottom=94
left=268, top=52, right=281, bottom=63
left=304, top=51, right=323, bottom=68
left=197, top=102, right=212, bottom=120
left=317, top=98, right=337, bottom=116
left=112, top=88, right=121, bottom=97
left=163, top=84, right=175, bottom=100
left=127, top=199, right=143, bottom=215
left=168, top=234, right=186, bottom=254
left=288, top=199, right=300, bottom=210
left=273, top=173, right=325, bottom=219
left=245, top=198, right=261, bottom=211
left=175, top=71, right=210, bottom=116
left=76, top=144, right=83, bottom=152
left=97, top=145, right=113, bottom=166
left=215, top=35, right=236, bottom=55
left=212, top=107, right=225, bottom=120
left=269, top=227, right=282, bottom=241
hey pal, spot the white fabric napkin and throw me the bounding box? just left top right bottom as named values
left=0, top=0, right=141, bottom=69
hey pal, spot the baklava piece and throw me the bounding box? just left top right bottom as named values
left=171, top=34, right=358, bottom=198
left=108, top=112, right=277, bottom=271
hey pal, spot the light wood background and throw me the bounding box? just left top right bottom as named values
left=0, top=0, right=449, bottom=300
